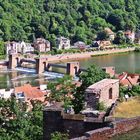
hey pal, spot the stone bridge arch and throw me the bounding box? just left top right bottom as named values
left=66, top=62, right=80, bottom=76
left=8, top=54, right=22, bottom=69
left=35, top=58, right=48, bottom=74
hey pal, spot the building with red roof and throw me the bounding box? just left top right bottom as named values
left=117, top=72, right=140, bottom=87
left=14, top=84, right=46, bottom=102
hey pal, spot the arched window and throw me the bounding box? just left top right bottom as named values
left=109, top=88, right=113, bottom=99
left=74, top=66, right=78, bottom=74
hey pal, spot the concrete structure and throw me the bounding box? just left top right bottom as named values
left=66, top=62, right=80, bottom=76
left=0, top=88, right=14, bottom=98
left=35, top=57, right=48, bottom=74
left=8, top=54, right=21, bottom=69
left=56, top=37, right=70, bottom=50
left=85, top=79, right=119, bottom=109
left=6, top=41, right=34, bottom=55
left=8, top=54, right=80, bottom=76
left=33, top=38, right=51, bottom=52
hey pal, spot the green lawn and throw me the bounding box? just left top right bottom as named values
left=111, top=128, right=140, bottom=140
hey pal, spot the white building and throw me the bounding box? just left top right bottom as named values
left=56, top=37, right=70, bottom=50
left=0, top=89, right=14, bottom=99
left=6, top=41, right=34, bottom=55
left=74, top=41, right=86, bottom=48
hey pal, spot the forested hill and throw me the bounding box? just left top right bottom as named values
left=0, top=0, right=140, bottom=45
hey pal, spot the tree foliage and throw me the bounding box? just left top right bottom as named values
left=47, top=75, right=76, bottom=110
left=0, top=0, right=140, bottom=46
left=0, top=97, right=43, bottom=140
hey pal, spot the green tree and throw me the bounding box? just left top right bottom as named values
left=97, top=30, right=109, bottom=41
left=47, top=75, right=76, bottom=110
left=113, top=31, right=126, bottom=44
left=0, top=97, right=43, bottom=140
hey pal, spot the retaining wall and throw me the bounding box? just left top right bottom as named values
left=71, top=116, right=140, bottom=140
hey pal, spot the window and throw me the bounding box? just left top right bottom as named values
left=109, top=88, right=113, bottom=99
left=102, top=68, right=106, bottom=72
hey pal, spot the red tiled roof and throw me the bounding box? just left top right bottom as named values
left=15, top=84, right=45, bottom=100
left=117, top=72, right=140, bottom=86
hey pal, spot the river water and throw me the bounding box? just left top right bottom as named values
left=0, top=52, right=140, bottom=89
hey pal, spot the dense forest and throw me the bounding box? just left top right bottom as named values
left=0, top=0, right=140, bottom=46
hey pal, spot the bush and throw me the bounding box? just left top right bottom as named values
left=51, top=132, right=69, bottom=140
left=97, top=102, right=107, bottom=111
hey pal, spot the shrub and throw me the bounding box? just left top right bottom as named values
left=97, top=101, right=107, bottom=111
left=51, top=132, right=69, bottom=140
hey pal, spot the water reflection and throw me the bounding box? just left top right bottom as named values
left=0, top=71, right=48, bottom=89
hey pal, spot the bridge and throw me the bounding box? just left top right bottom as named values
left=8, top=54, right=115, bottom=77
left=8, top=54, right=81, bottom=76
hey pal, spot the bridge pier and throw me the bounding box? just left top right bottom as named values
left=66, top=62, right=80, bottom=77
left=35, top=58, right=48, bottom=74
left=8, top=54, right=21, bottom=69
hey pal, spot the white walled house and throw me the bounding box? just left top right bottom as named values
left=5, top=41, right=34, bottom=55
left=0, top=89, right=14, bottom=99
left=56, top=37, right=70, bottom=50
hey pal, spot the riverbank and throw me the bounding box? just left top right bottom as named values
left=45, top=48, right=135, bottom=63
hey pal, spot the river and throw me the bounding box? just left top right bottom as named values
left=0, top=52, right=140, bottom=89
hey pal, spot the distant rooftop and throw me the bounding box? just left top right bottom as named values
left=86, top=79, right=119, bottom=93
left=15, top=84, right=45, bottom=99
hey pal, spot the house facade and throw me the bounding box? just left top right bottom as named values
left=124, top=30, right=135, bottom=43
left=91, top=41, right=112, bottom=49
left=56, top=37, right=70, bottom=50
left=135, top=30, right=140, bottom=44
left=33, top=38, right=51, bottom=53
left=6, top=41, right=34, bottom=55
left=85, top=79, right=119, bottom=110
left=104, top=28, right=115, bottom=41
left=0, top=89, right=14, bottom=99
left=74, top=41, right=86, bottom=48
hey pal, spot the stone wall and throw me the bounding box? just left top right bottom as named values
left=71, top=116, right=140, bottom=140
left=99, top=81, right=119, bottom=107
left=43, top=108, right=109, bottom=140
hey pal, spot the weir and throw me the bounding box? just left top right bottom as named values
left=8, top=54, right=81, bottom=77
left=8, top=54, right=115, bottom=77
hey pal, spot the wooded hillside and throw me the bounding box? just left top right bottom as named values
left=0, top=0, right=140, bottom=45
